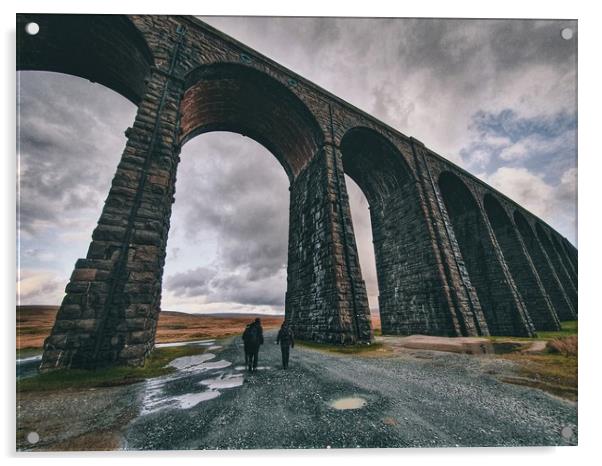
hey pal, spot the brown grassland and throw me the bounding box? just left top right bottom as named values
left=16, top=305, right=284, bottom=350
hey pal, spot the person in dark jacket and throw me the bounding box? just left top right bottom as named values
left=276, top=322, right=294, bottom=369
left=242, top=323, right=253, bottom=370
left=242, top=318, right=264, bottom=371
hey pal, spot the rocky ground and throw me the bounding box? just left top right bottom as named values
left=17, top=331, right=577, bottom=451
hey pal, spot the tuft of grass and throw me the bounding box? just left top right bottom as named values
left=297, top=339, right=387, bottom=355
left=17, top=346, right=205, bottom=393
left=536, top=320, right=577, bottom=340
left=546, top=335, right=578, bottom=357
left=500, top=351, right=577, bottom=401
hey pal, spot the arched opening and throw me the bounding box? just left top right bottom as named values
left=438, top=172, right=530, bottom=336
left=535, top=223, right=578, bottom=309
left=514, top=212, right=575, bottom=321
left=162, top=132, right=290, bottom=319
left=484, top=195, right=560, bottom=331
left=177, top=64, right=373, bottom=345
left=345, top=176, right=380, bottom=333
left=180, top=63, right=324, bottom=181
left=341, top=128, right=454, bottom=336
left=17, top=14, right=153, bottom=105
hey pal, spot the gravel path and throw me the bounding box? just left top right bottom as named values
left=122, top=331, right=577, bottom=450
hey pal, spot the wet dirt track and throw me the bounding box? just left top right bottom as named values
left=121, top=331, right=577, bottom=450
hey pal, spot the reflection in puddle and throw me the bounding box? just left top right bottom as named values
left=200, top=374, right=244, bottom=390
left=200, top=360, right=232, bottom=370
left=16, top=354, right=42, bottom=364
left=208, top=345, right=223, bottom=350
left=234, top=366, right=271, bottom=371
left=168, top=353, right=216, bottom=370
left=461, top=341, right=524, bottom=355
left=329, top=397, right=367, bottom=410
left=141, top=349, right=242, bottom=415
left=156, top=339, right=215, bottom=348
left=173, top=390, right=220, bottom=409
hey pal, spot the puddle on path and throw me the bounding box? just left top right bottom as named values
left=141, top=347, right=241, bottom=415
left=464, top=341, right=525, bottom=355
left=156, top=339, right=215, bottom=348
left=329, top=397, right=367, bottom=410
left=168, top=353, right=216, bottom=370
left=17, top=354, right=42, bottom=364
left=200, top=374, right=244, bottom=390
left=172, top=390, right=221, bottom=409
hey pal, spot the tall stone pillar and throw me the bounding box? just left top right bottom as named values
left=285, top=143, right=373, bottom=344
left=475, top=208, right=536, bottom=337
left=40, top=28, right=187, bottom=370
left=409, top=139, right=489, bottom=337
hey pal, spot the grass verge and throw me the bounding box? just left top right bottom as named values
left=297, top=340, right=388, bottom=356
left=485, top=320, right=577, bottom=343
left=17, top=346, right=205, bottom=393
left=500, top=352, right=577, bottom=401
left=497, top=321, right=577, bottom=400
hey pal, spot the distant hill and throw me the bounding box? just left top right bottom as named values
left=16, top=305, right=284, bottom=350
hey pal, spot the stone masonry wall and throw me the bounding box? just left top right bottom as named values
left=484, top=196, right=560, bottom=331
left=514, top=212, right=576, bottom=321
left=437, top=172, right=534, bottom=337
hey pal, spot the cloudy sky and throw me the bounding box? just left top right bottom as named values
left=17, top=17, right=577, bottom=315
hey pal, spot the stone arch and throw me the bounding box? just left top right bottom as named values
left=438, top=172, right=531, bottom=336
left=483, top=195, right=560, bottom=331
left=178, top=64, right=371, bottom=345
left=179, top=63, right=325, bottom=181
left=340, top=128, right=455, bottom=335
left=514, top=211, right=575, bottom=320
left=17, top=14, right=154, bottom=105
left=535, top=223, right=578, bottom=310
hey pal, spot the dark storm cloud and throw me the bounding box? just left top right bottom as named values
left=165, top=267, right=215, bottom=297
left=161, top=132, right=290, bottom=308
left=165, top=263, right=286, bottom=307
left=210, top=271, right=285, bottom=306
left=173, top=134, right=289, bottom=278
left=18, top=71, right=136, bottom=236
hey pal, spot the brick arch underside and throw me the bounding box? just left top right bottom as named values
left=17, top=14, right=153, bottom=105
left=484, top=195, right=560, bottom=331
left=438, top=172, right=529, bottom=336
left=179, top=64, right=325, bottom=181
left=341, top=128, right=455, bottom=335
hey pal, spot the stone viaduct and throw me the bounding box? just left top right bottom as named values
left=16, top=14, right=578, bottom=371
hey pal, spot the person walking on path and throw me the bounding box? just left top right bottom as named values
left=276, top=322, right=295, bottom=370
left=242, top=318, right=264, bottom=372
